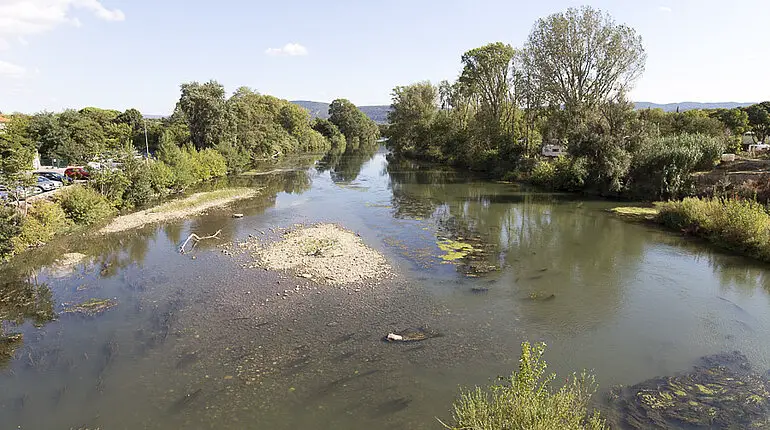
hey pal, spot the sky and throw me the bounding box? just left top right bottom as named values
left=0, top=0, right=768, bottom=115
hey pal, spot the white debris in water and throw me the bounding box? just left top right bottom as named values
left=387, top=333, right=403, bottom=341
left=256, top=224, right=391, bottom=285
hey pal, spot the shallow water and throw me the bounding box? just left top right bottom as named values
left=1, top=148, right=770, bottom=429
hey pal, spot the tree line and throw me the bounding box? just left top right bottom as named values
left=2, top=81, right=378, bottom=171
left=385, top=6, right=770, bottom=200
left=0, top=82, right=380, bottom=261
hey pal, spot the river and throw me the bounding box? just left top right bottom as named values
left=1, top=148, right=770, bottom=429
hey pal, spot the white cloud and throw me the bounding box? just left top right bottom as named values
left=0, top=0, right=125, bottom=48
left=0, top=60, right=26, bottom=78
left=265, top=43, right=308, bottom=57
left=658, top=6, right=672, bottom=12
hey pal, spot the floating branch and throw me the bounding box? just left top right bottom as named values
left=179, top=229, right=222, bottom=254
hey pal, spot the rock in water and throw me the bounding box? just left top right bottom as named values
left=232, top=213, right=244, bottom=218
left=383, top=328, right=441, bottom=343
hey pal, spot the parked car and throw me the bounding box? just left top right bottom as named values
left=36, top=176, right=59, bottom=191
left=64, top=167, right=90, bottom=180
left=0, top=184, right=41, bottom=200
left=35, top=171, right=71, bottom=185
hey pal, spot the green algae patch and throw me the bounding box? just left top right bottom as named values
left=612, top=351, right=770, bottom=429
left=63, top=298, right=117, bottom=317
left=437, top=238, right=476, bottom=261
left=607, top=206, right=659, bottom=223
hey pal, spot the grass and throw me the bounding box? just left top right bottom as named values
left=154, top=188, right=255, bottom=213
left=656, top=197, right=770, bottom=262
left=444, top=342, right=607, bottom=430
left=607, top=206, right=660, bottom=223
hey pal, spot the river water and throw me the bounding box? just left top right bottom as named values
left=1, top=148, right=770, bottom=429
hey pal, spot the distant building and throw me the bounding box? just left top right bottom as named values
left=541, top=143, right=564, bottom=158
left=0, top=115, right=9, bottom=132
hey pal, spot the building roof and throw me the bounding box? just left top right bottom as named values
left=0, top=115, right=9, bottom=123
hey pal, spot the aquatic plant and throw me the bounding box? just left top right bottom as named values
left=607, top=206, right=659, bottom=223
left=612, top=351, right=770, bottom=429
left=437, top=238, right=476, bottom=261
left=63, top=298, right=117, bottom=317
left=444, top=342, right=607, bottom=430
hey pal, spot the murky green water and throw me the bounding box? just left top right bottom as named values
left=2, top=149, right=770, bottom=429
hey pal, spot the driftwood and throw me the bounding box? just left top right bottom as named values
left=179, top=229, right=222, bottom=254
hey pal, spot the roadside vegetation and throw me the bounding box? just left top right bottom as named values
left=445, top=342, right=607, bottom=430
left=0, top=82, right=380, bottom=262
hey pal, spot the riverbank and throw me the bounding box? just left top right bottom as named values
left=610, top=197, right=770, bottom=263
left=100, top=187, right=260, bottom=234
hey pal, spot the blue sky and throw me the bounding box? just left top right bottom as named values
left=0, top=0, right=768, bottom=115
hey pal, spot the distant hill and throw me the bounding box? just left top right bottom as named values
left=292, top=100, right=759, bottom=123
left=633, top=102, right=755, bottom=112
left=292, top=101, right=391, bottom=124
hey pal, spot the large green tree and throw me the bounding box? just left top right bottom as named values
left=176, top=80, right=230, bottom=150
left=386, top=82, right=438, bottom=155
left=523, top=6, right=646, bottom=111
left=328, top=99, right=379, bottom=151
left=459, top=43, right=517, bottom=133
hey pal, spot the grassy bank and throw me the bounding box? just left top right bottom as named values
left=656, top=197, right=770, bottom=262
left=610, top=197, right=770, bottom=263
left=100, top=187, right=259, bottom=234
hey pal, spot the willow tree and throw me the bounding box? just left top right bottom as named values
left=523, top=6, right=646, bottom=112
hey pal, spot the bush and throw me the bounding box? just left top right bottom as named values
left=446, top=342, right=607, bottom=430
left=530, top=160, right=556, bottom=189
left=553, top=156, right=588, bottom=192
left=0, top=206, right=23, bottom=260
left=657, top=197, right=770, bottom=261
left=628, top=134, right=726, bottom=200
left=529, top=157, right=587, bottom=192
left=88, top=166, right=129, bottom=207
left=146, top=160, right=175, bottom=194
left=194, top=148, right=228, bottom=181
left=55, top=185, right=115, bottom=225
left=12, top=200, right=72, bottom=253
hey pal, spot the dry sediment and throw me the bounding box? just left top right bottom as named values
left=100, top=188, right=259, bottom=234
left=254, top=224, right=392, bottom=285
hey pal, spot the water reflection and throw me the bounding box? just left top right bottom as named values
left=386, top=160, right=644, bottom=332
left=318, top=146, right=378, bottom=183
left=0, top=275, right=55, bottom=367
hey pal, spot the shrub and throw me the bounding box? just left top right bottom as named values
left=55, top=185, right=115, bottom=225
left=629, top=134, right=726, bottom=200
left=530, top=160, right=556, bottom=189
left=446, top=342, right=607, bottom=430
left=12, top=200, right=72, bottom=253
left=0, top=206, right=23, bottom=260
left=553, top=156, right=588, bottom=192
left=146, top=160, right=175, bottom=195
left=88, top=166, right=129, bottom=207
left=194, top=148, right=228, bottom=181
left=215, top=141, right=250, bottom=174
left=657, top=197, right=770, bottom=261
left=529, top=157, right=587, bottom=192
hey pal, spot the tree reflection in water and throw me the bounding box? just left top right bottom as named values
left=0, top=274, right=55, bottom=367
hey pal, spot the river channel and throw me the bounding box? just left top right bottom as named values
left=1, top=148, right=770, bottom=429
